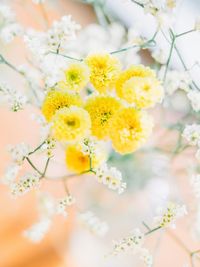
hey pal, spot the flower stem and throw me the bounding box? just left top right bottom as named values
left=25, top=157, right=43, bottom=176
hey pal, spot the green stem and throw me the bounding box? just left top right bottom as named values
left=163, top=32, right=176, bottom=81
left=42, top=157, right=51, bottom=176
left=25, top=157, right=43, bottom=176
left=176, top=29, right=195, bottom=38
left=28, top=141, right=46, bottom=156
left=48, top=51, right=83, bottom=62
left=145, top=226, right=162, bottom=236
left=131, top=0, right=144, bottom=8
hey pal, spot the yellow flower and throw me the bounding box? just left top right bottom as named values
left=109, top=107, right=153, bottom=154
left=65, top=144, right=106, bottom=173
left=120, top=76, right=164, bottom=108
left=51, top=106, right=91, bottom=142
left=42, top=89, right=82, bottom=122
left=85, top=53, right=121, bottom=93
left=116, top=65, right=155, bottom=97
left=58, top=62, right=89, bottom=92
left=85, top=95, right=122, bottom=139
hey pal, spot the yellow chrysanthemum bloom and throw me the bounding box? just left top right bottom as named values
left=42, top=90, right=82, bottom=122
left=120, top=76, right=164, bottom=108
left=85, top=95, right=122, bottom=139
left=116, top=65, right=155, bottom=97
left=58, top=62, right=89, bottom=92
left=51, top=106, right=91, bottom=142
left=109, top=107, right=153, bottom=154
left=65, top=144, right=106, bottom=173
left=85, top=53, right=121, bottom=93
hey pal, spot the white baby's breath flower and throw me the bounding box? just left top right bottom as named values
left=152, top=48, right=168, bottom=64
left=0, top=4, right=15, bottom=24
left=2, top=163, right=20, bottom=185
left=182, top=124, right=200, bottom=146
left=0, top=83, right=27, bottom=111
left=79, top=211, right=109, bottom=237
left=112, top=228, right=144, bottom=255
left=8, top=142, right=30, bottom=164
left=11, top=172, right=40, bottom=196
left=95, top=164, right=126, bottom=194
left=47, top=16, right=81, bottom=50
left=190, top=174, right=200, bottom=198
left=162, top=70, right=191, bottom=95
left=0, top=4, right=22, bottom=43
left=38, top=192, right=56, bottom=218
left=187, top=90, right=200, bottom=112
left=154, top=202, right=187, bottom=228
left=23, top=218, right=51, bottom=243
left=0, top=23, right=22, bottom=43
left=56, top=195, right=75, bottom=217
left=140, top=248, right=153, bottom=267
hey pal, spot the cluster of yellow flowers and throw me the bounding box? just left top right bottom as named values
left=41, top=53, right=163, bottom=172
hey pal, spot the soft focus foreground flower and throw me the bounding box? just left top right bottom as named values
left=51, top=106, right=91, bottom=142
left=109, top=107, right=153, bottom=154
left=11, top=173, right=40, bottom=196
left=85, top=94, right=122, bottom=139
left=120, top=76, right=163, bottom=108
left=2, top=163, right=20, bottom=185
left=42, top=89, right=82, bottom=121
left=58, top=62, right=89, bottom=92
left=182, top=124, right=200, bottom=146
left=66, top=143, right=106, bottom=173
left=23, top=218, right=51, bottom=243
left=155, top=202, right=187, bottom=228
left=85, top=53, right=121, bottom=93
left=78, top=211, right=109, bottom=237
left=95, top=164, right=126, bottom=194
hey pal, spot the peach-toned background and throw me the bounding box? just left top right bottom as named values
left=0, top=1, right=199, bottom=267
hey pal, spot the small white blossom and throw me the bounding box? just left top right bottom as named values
left=79, top=211, right=109, bottom=237
left=38, top=192, right=56, bottom=218
left=8, top=142, right=30, bottom=164
left=162, top=70, right=191, bottom=95
left=182, top=124, right=200, bottom=146
left=56, top=195, right=75, bottom=217
left=2, top=163, right=20, bottom=185
left=24, top=16, right=80, bottom=57
left=112, top=228, right=144, bottom=255
left=95, top=164, right=126, bottom=194
left=0, top=4, right=22, bottom=43
left=152, top=48, right=168, bottom=64
left=11, top=173, right=40, bottom=196
left=154, top=202, right=187, bottom=228
left=187, top=90, right=200, bottom=112
left=190, top=174, right=200, bottom=198
left=23, top=218, right=51, bottom=243
left=0, top=23, right=23, bottom=43
left=47, top=16, right=81, bottom=50
left=0, top=83, right=27, bottom=111
left=140, top=248, right=153, bottom=267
